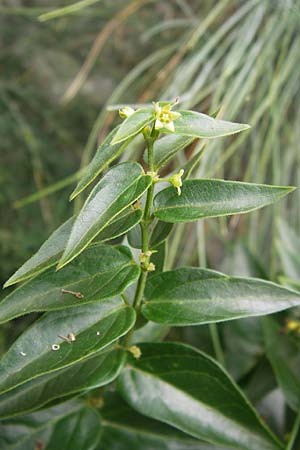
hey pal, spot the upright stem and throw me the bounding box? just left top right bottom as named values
left=132, top=133, right=155, bottom=312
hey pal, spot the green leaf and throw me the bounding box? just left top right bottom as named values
left=70, top=126, right=132, bottom=200
left=118, top=342, right=282, bottom=450
left=0, top=401, right=102, bottom=449
left=58, top=162, right=152, bottom=268
left=142, top=268, right=300, bottom=326
left=263, top=317, right=300, bottom=412
left=5, top=209, right=142, bottom=290
left=154, top=179, right=295, bottom=223
left=127, top=225, right=142, bottom=249
left=98, top=392, right=215, bottom=450
left=0, top=298, right=135, bottom=395
left=4, top=217, right=75, bottom=288
left=242, top=358, right=276, bottom=405
left=150, top=221, right=173, bottom=248
left=111, top=108, right=154, bottom=145
left=0, top=244, right=139, bottom=323
left=165, top=110, right=250, bottom=138
left=223, top=317, right=264, bottom=380
left=128, top=220, right=173, bottom=249
left=0, top=348, right=125, bottom=418
left=96, top=208, right=143, bottom=243
left=147, top=134, right=195, bottom=169
left=131, top=321, right=169, bottom=344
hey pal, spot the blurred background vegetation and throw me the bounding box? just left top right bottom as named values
left=1, top=0, right=300, bottom=408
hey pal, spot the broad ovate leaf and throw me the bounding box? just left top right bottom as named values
left=0, top=244, right=139, bottom=323
left=0, top=400, right=101, bottom=449
left=58, top=162, right=151, bottom=268
left=154, top=179, right=295, bottom=223
left=111, top=108, right=154, bottom=145
left=0, top=348, right=125, bottom=418
left=0, top=297, right=135, bottom=395
left=118, top=342, right=282, bottom=450
left=166, top=110, right=250, bottom=138
left=142, top=268, right=300, bottom=326
left=70, top=126, right=132, bottom=200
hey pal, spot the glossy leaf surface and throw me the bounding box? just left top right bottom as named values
left=0, top=400, right=101, bottom=450
left=142, top=268, right=300, bottom=326
left=70, top=126, right=132, bottom=200
left=118, top=342, right=281, bottom=450
left=111, top=108, right=154, bottom=145
left=149, top=134, right=195, bottom=169
left=0, top=244, right=139, bottom=322
left=98, top=392, right=217, bottom=450
left=0, top=298, right=135, bottom=395
left=59, top=162, right=151, bottom=268
left=4, top=217, right=74, bottom=288
left=5, top=209, right=143, bottom=291
left=264, top=317, right=300, bottom=412
left=154, top=179, right=295, bottom=223
left=96, top=208, right=143, bottom=243
left=166, top=110, right=250, bottom=138
left=0, top=348, right=125, bottom=418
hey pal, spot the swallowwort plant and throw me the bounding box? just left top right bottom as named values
left=0, top=100, right=299, bottom=450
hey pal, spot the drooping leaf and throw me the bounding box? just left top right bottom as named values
left=145, top=134, right=195, bottom=169
left=163, top=110, right=250, bottom=138
left=58, top=162, right=152, bottom=268
left=111, top=108, right=154, bottom=145
left=0, top=244, right=139, bottom=323
left=70, top=126, right=133, bottom=200
left=0, top=348, right=125, bottom=418
left=263, top=317, right=300, bottom=412
left=0, top=400, right=102, bottom=450
left=0, top=298, right=135, bottom=395
left=118, top=342, right=282, bottom=450
left=98, top=392, right=218, bottom=450
left=4, top=217, right=75, bottom=288
left=141, top=268, right=300, bottom=326
left=154, top=179, right=295, bottom=223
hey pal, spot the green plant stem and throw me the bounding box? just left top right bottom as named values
left=132, top=136, right=155, bottom=311
left=209, top=323, right=225, bottom=366
left=286, top=409, right=300, bottom=450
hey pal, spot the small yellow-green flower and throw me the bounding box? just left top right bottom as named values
left=153, top=102, right=181, bottom=133
left=169, top=169, right=184, bottom=195
left=119, top=106, right=135, bottom=119
left=129, top=345, right=142, bottom=359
